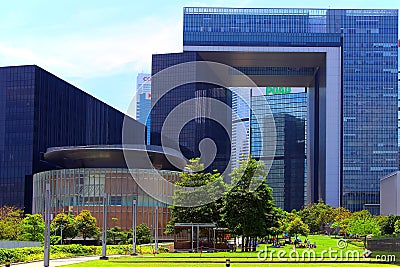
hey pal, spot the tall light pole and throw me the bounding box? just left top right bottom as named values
left=132, top=199, right=137, bottom=255
left=154, top=206, right=158, bottom=254
left=60, top=223, right=63, bottom=245
left=44, top=183, right=51, bottom=267
left=100, top=193, right=108, bottom=260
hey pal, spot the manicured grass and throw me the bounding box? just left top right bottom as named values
left=114, top=235, right=365, bottom=259
left=66, top=260, right=398, bottom=267
left=64, top=235, right=399, bottom=266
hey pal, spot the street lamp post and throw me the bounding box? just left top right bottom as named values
left=44, top=183, right=51, bottom=267
left=100, top=193, right=108, bottom=260
left=60, top=223, right=63, bottom=245
left=155, top=206, right=158, bottom=254
left=132, top=199, right=137, bottom=255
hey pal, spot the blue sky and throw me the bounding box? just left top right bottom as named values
left=0, top=0, right=399, bottom=114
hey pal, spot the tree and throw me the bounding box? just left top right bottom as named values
left=267, top=207, right=285, bottom=239
left=331, top=207, right=352, bottom=235
left=107, top=218, right=125, bottom=245
left=166, top=158, right=226, bottom=233
left=286, top=217, right=310, bottom=240
left=51, top=213, right=77, bottom=242
left=379, top=215, right=400, bottom=235
left=347, top=210, right=380, bottom=248
left=107, top=226, right=125, bottom=245
left=280, top=211, right=300, bottom=234
left=136, top=223, right=152, bottom=245
left=222, top=156, right=278, bottom=251
left=75, top=210, right=100, bottom=244
left=21, top=214, right=45, bottom=242
left=394, top=220, right=400, bottom=234
left=298, top=200, right=337, bottom=234
left=0, top=206, right=23, bottom=240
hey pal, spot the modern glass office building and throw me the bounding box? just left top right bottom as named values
left=231, top=87, right=251, bottom=171
left=0, top=65, right=145, bottom=212
left=151, top=52, right=232, bottom=174
left=398, top=42, right=400, bottom=168
left=152, top=7, right=398, bottom=212
left=136, top=73, right=152, bottom=145
left=251, top=89, right=307, bottom=211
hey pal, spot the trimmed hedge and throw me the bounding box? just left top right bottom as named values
left=0, top=244, right=172, bottom=264
left=0, top=245, right=98, bottom=264
left=0, top=247, right=43, bottom=264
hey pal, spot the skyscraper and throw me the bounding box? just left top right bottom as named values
left=251, top=88, right=307, bottom=211
left=151, top=8, right=398, bottom=212
left=231, top=87, right=251, bottom=171
left=0, top=65, right=145, bottom=212
left=136, top=73, right=152, bottom=144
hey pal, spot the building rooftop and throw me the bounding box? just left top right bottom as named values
left=44, top=145, right=186, bottom=171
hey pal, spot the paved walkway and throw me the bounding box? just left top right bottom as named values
left=12, top=256, right=101, bottom=267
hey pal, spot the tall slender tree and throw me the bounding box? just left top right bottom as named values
left=166, top=158, right=226, bottom=233
left=51, top=213, right=77, bottom=242
left=222, top=156, right=278, bottom=251
left=75, top=210, right=100, bottom=244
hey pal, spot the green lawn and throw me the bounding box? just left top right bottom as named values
left=66, top=261, right=398, bottom=267
left=118, top=235, right=366, bottom=259
left=64, top=235, right=399, bottom=266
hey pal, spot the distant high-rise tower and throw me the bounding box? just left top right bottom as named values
left=231, top=88, right=251, bottom=171
left=398, top=40, right=400, bottom=169
left=136, top=73, right=151, bottom=144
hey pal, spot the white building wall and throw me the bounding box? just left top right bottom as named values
left=185, top=46, right=342, bottom=206
left=324, top=47, right=342, bottom=207
left=380, top=171, right=400, bottom=215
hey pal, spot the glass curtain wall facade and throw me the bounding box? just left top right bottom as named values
left=398, top=42, right=400, bottom=169
left=339, top=10, right=398, bottom=213
left=33, top=168, right=180, bottom=240
left=151, top=53, right=232, bottom=174
left=231, top=87, right=251, bottom=171
left=182, top=7, right=398, bottom=212
left=0, top=65, right=144, bottom=212
left=251, top=90, right=307, bottom=211
left=136, top=73, right=152, bottom=145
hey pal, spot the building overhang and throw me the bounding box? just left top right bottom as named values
left=44, top=145, right=187, bottom=171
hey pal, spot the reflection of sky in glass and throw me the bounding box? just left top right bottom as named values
left=251, top=90, right=307, bottom=210
left=231, top=87, right=251, bottom=170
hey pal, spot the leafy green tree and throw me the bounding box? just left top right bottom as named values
left=118, top=231, right=130, bottom=245
left=286, top=217, right=310, bottom=240
left=379, top=215, right=400, bottom=235
left=136, top=223, right=152, bottom=245
left=222, top=157, right=278, bottom=251
left=21, top=214, right=45, bottom=242
left=0, top=206, right=23, bottom=240
left=298, top=200, right=337, bottom=234
left=279, top=211, right=300, bottom=235
left=107, top=226, right=124, bottom=245
left=75, top=210, right=100, bottom=244
left=267, top=207, right=285, bottom=239
left=331, top=207, right=352, bottom=235
left=347, top=210, right=380, bottom=248
left=394, top=220, right=400, bottom=234
left=166, top=158, right=226, bottom=233
left=107, top=218, right=125, bottom=245
left=51, top=213, right=77, bottom=242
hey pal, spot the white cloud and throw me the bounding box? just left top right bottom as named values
left=0, top=15, right=183, bottom=79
